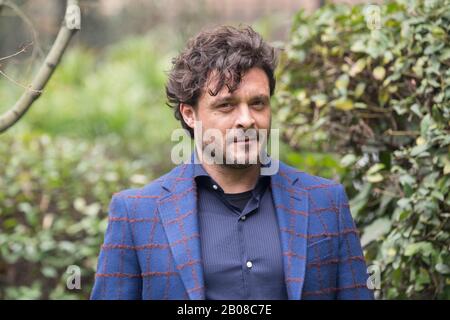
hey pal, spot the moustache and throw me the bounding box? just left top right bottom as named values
left=226, top=130, right=261, bottom=143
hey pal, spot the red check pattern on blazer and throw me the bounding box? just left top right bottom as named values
left=91, top=158, right=374, bottom=300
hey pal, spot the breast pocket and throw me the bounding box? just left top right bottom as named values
left=306, top=237, right=333, bottom=263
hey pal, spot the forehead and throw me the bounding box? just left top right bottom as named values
left=201, top=67, right=270, bottom=103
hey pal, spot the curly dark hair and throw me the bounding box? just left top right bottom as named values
left=165, top=25, right=279, bottom=138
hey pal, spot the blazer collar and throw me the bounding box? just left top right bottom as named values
left=157, top=153, right=309, bottom=300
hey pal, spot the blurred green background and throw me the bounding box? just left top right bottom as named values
left=0, top=0, right=448, bottom=299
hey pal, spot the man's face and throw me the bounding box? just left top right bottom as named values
left=182, top=67, right=272, bottom=168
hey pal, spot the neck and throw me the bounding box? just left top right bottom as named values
left=200, top=161, right=261, bottom=194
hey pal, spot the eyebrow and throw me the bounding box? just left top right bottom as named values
left=248, top=95, right=270, bottom=103
left=211, top=94, right=270, bottom=107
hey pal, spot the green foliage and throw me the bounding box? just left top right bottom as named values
left=279, top=142, right=344, bottom=180
left=0, top=35, right=179, bottom=163
left=0, top=35, right=179, bottom=299
left=276, top=0, right=450, bottom=299
left=0, top=132, right=158, bottom=299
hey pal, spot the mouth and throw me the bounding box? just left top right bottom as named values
left=233, top=137, right=257, bottom=143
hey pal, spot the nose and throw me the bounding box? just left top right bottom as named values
left=235, top=104, right=256, bottom=129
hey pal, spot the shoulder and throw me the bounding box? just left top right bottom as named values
left=110, top=164, right=185, bottom=207
left=278, top=161, right=341, bottom=189
left=277, top=160, right=346, bottom=202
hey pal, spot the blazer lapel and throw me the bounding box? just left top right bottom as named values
left=156, top=157, right=308, bottom=300
left=157, top=163, right=205, bottom=300
left=271, top=162, right=309, bottom=300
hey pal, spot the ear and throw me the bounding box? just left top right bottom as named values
left=179, top=103, right=196, bottom=129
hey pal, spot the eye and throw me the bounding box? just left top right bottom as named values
left=217, top=103, right=234, bottom=110
left=251, top=100, right=266, bottom=109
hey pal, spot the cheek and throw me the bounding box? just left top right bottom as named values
left=197, top=111, right=230, bottom=137
left=255, top=110, right=271, bottom=128
left=210, top=111, right=234, bottom=126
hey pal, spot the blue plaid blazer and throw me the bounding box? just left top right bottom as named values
left=91, top=159, right=373, bottom=300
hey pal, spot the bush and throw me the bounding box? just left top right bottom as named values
left=0, top=132, right=161, bottom=299
left=275, top=0, right=450, bottom=299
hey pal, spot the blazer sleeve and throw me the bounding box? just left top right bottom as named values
left=90, top=193, right=142, bottom=300
left=336, top=184, right=374, bottom=300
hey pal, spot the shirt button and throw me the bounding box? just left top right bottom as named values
left=212, top=184, right=218, bottom=190
left=246, top=261, right=253, bottom=269
left=240, top=215, right=246, bottom=221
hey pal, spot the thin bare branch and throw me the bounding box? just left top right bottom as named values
left=384, top=129, right=420, bottom=137
left=0, top=41, right=33, bottom=62
left=0, top=0, right=81, bottom=133
left=1, top=0, right=44, bottom=81
left=0, top=42, right=41, bottom=94
left=1, top=0, right=44, bottom=60
left=0, top=69, right=42, bottom=93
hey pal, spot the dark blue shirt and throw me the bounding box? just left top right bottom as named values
left=194, top=157, right=288, bottom=300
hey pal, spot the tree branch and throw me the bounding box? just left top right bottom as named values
left=0, top=0, right=44, bottom=66
left=0, top=0, right=80, bottom=133
left=0, top=41, right=33, bottom=62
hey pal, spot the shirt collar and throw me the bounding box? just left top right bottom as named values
left=193, top=149, right=209, bottom=178
left=192, top=148, right=271, bottom=195
left=192, top=147, right=273, bottom=178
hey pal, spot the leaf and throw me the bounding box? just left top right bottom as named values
left=431, top=26, right=446, bottom=37
left=435, top=263, right=450, bottom=274
left=410, top=103, right=423, bottom=117
left=420, top=114, right=432, bottom=137
left=399, top=174, right=415, bottom=186
left=73, top=198, right=86, bottom=212
left=373, top=66, right=386, bottom=80
left=354, top=82, right=366, bottom=98
left=367, top=163, right=385, bottom=175
left=361, top=218, right=392, bottom=247
left=335, top=74, right=350, bottom=93
left=349, top=58, right=366, bottom=77
left=378, top=88, right=390, bottom=106
left=404, top=242, right=433, bottom=257
left=340, top=154, right=357, bottom=167
left=332, top=98, right=353, bottom=111
left=349, top=183, right=372, bottom=217
left=444, top=162, right=450, bottom=175
left=416, top=137, right=426, bottom=145
left=415, top=268, right=431, bottom=291
left=84, top=203, right=101, bottom=216
left=412, top=57, right=426, bottom=78
left=350, top=39, right=366, bottom=53
left=311, top=93, right=328, bottom=108
left=367, top=173, right=384, bottom=183
left=439, top=48, right=450, bottom=61
left=410, top=144, right=429, bottom=157
left=354, top=102, right=367, bottom=109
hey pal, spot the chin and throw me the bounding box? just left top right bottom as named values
left=224, top=163, right=254, bottom=170
left=224, top=151, right=260, bottom=168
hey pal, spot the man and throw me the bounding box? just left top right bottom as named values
left=91, top=25, right=373, bottom=300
